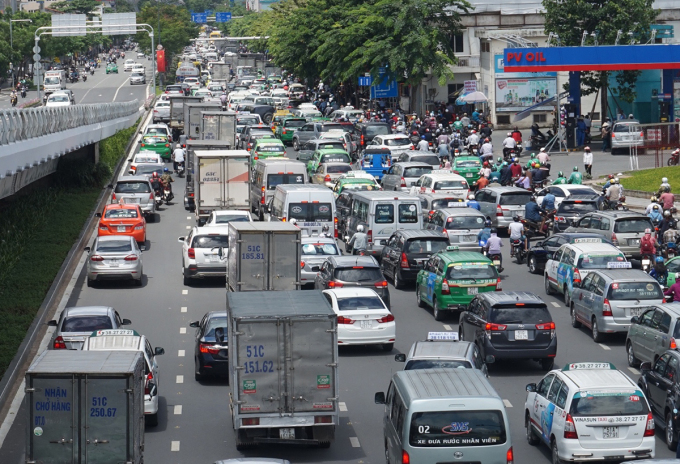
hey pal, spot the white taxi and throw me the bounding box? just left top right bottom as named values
left=409, top=171, right=470, bottom=200
left=525, top=362, right=655, bottom=462
left=544, top=241, right=628, bottom=307
left=127, top=151, right=163, bottom=175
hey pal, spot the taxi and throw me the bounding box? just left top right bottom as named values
left=306, top=148, right=351, bottom=176
left=452, top=155, right=482, bottom=183
left=415, top=247, right=501, bottom=321
left=251, top=138, right=286, bottom=167
left=544, top=242, right=629, bottom=307
left=127, top=151, right=162, bottom=175
left=105, top=63, right=118, bottom=74
left=525, top=362, right=655, bottom=462
left=97, top=202, right=147, bottom=243
left=275, top=117, right=306, bottom=144
left=331, top=171, right=380, bottom=197
left=139, top=134, right=171, bottom=160
left=410, top=171, right=470, bottom=199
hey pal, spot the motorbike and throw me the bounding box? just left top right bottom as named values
left=479, top=239, right=487, bottom=256
left=11, top=95, right=17, bottom=107
left=154, top=189, right=163, bottom=209
left=664, top=242, right=677, bottom=259
left=163, top=185, right=173, bottom=204
left=489, top=253, right=503, bottom=273
left=90, top=67, right=95, bottom=75
left=20, top=86, right=26, bottom=98
left=83, top=74, right=87, bottom=82
left=511, top=238, right=524, bottom=260
left=177, top=162, right=185, bottom=178
left=353, top=247, right=368, bottom=256
left=669, top=151, right=680, bottom=166
left=522, top=217, right=550, bottom=239
left=641, top=253, right=654, bottom=272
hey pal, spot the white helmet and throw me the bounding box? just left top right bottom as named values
left=357, top=225, right=364, bottom=232
left=290, top=218, right=297, bottom=225
left=468, top=194, right=475, bottom=200
left=507, top=132, right=512, bottom=137
left=540, top=147, right=545, bottom=152
left=663, top=177, right=669, bottom=184
left=613, top=177, right=619, bottom=184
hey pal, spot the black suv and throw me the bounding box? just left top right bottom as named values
left=355, top=122, right=392, bottom=151
left=458, top=292, right=557, bottom=370
left=553, top=195, right=600, bottom=232
left=379, top=230, right=450, bottom=288
left=638, top=350, right=680, bottom=450
left=314, top=256, right=390, bottom=308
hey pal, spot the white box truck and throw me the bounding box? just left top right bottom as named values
left=195, top=149, right=251, bottom=225
left=228, top=290, right=339, bottom=449
left=25, top=350, right=145, bottom=464
left=43, top=70, right=66, bottom=94
left=201, top=111, right=237, bottom=147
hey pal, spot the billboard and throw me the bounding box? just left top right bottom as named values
left=495, top=77, right=556, bottom=112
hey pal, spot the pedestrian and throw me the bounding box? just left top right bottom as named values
left=576, top=116, right=586, bottom=147
left=583, top=147, right=593, bottom=177
left=601, top=122, right=611, bottom=152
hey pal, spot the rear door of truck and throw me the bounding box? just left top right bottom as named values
left=198, top=157, right=224, bottom=210
left=226, top=154, right=250, bottom=209
left=28, top=375, right=76, bottom=463
left=270, top=231, right=300, bottom=290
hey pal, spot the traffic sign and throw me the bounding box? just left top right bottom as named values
left=34, top=62, right=42, bottom=70
left=370, top=73, right=398, bottom=99
left=33, top=54, right=40, bottom=61
left=358, top=76, right=372, bottom=86
left=33, top=45, right=40, bottom=54
left=215, top=12, right=231, bottom=23
left=204, top=9, right=212, bottom=15
left=191, top=13, right=207, bottom=23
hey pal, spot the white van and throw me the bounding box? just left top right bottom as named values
left=251, top=158, right=308, bottom=220
left=344, top=191, right=422, bottom=257
left=268, top=184, right=336, bottom=237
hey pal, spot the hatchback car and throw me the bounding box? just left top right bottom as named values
left=570, top=269, right=663, bottom=342
left=97, top=203, right=146, bottom=243
left=627, top=304, right=680, bottom=368
left=566, top=210, right=654, bottom=258
left=48, top=306, right=131, bottom=350
left=474, top=186, right=533, bottom=230
left=297, top=139, right=346, bottom=163
left=611, top=119, right=644, bottom=155
left=139, top=135, right=171, bottom=160
left=451, top=156, right=482, bottom=183
left=105, top=63, right=118, bottom=74
left=367, top=134, right=414, bottom=159
left=190, top=311, right=229, bottom=381
left=152, top=101, right=171, bottom=123
left=300, top=236, right=342, bottom=288
left=410, top=172, right=470, bottom=200
left=85, top=235, right=143, bottom=287
left=275, top=117, right=306, bottom=145
left=379, top=229, right=450, bottom=288
left=459, top=292, right=556, bottom=370
left=130, top=72, right=146, bottom=85
left=179, top=226, right=230, bottom=285
left=314, top=255, right=390, bottom=308
left=322, top=288, right=395, bottom=351
left=553, top=195, right=600, bottom=232
left=381, top=162, right=433, bottom=192
left=111, top=176, right=155, bottom=217
left=425, top=208, right=487, bottom=251
left=535, top=184, right=600, bottom=210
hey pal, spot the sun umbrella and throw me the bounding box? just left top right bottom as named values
left=460, top=91, right=488, bottom=103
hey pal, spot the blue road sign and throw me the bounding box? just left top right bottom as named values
left=191, top=13, right=207, bottom=23
left=215, top=12, right=232, bottom=23
left=358, top=76, right=372, bottom=86
left=204, top=10, right=212, bottom=15
left=370, top=76, right=398, bottom=99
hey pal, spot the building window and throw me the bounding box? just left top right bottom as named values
left=451, top=33, right=464, bottom=54
left=497, top=115, right=511, bottom=124
left=481, top=42, right=490, bottom=53
left=533, top=114, right=547, bottom=124
left=448, top=84, right=463, bottom=104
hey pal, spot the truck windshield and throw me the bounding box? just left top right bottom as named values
left=288, top=203, right=333, bottom=222
left=570, top=390, right=649, bottom=416
left=409, top=410, right=507, bottom=447
left=267, top=174, right=305, bottom=190
left=44, top=77, right=60, bottom=85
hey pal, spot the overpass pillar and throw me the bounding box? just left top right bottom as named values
left=94, top=142, right=100, bottom=165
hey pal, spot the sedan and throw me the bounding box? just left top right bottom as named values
left=190, top=311, right=229, bottom=381
left=322, top=288, right=395, bottom=351
left=48, top=306, right=131, bottom=350
left=85, top=235, right=143, bottom=287
left=139, top=135, right=171, bottom=160
left=97, top=203, right=146, bottom=243
left=525, top=232, right=609, bottom=275
left=106, top=63, right=118, bottom=74
left=130, top=72, right=146, bottom=85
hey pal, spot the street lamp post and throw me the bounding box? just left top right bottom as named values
left=10, top=19, right=33, bottom=89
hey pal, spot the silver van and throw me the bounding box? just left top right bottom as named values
left=344, top=191, right=422, bottom=258
left=375, top=369, right=512, bottom=464
left=395, top=332, right=491, bottom=376
left=251, top=158, right=307, bottom=220
left=268, top=184, right=337, bottom=237
left=475, top=186, right=532, bottom=230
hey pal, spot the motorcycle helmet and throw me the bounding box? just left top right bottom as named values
left=471, top=130, right=476, bottom=134
left=507, top=132, right=512, bottom=137
left=468, top=194, right=475, bottom=200
left=608, top=174, right=614, bottom=180
left=651, top=196, right=657, bottom=202
left=584, top=146, right=591, bottom=152
left=483, top=161, right=489, bottom=167
left=558, top=171, right=563, bottom=177
left=644, top=228, right=652, bottom=234
left=357, top=225, right=364, bottom=232
left=656, top=256, right=665, bottom=263
left=653, top=205, right=660, bottom=211
left=666, top=186, right=671, bottom=193
left=513, top=158, right=518, bottom=163
left=530, top=153, right=536, bottom=159
left=490, top=228, right=498, bottom=234
left=664, top=210, right=672, bottom=217
left=613, top=177, right=619, bottom=184
left=151, top=172, right=159, bottom=179
left=163, top=167, right=169, bottom=172
left=573, top=166, right=579, bottom=171
left=421, top=135, right=426, bottom=139
left=513, top=215, right=520, bottom=222
left=497, top=157, right=503, bottom=164
left=484, top=219, right=492, bottom=228
left=663, top=177, right=669, bottom=183
left=502, top=161, right=508, bottom=166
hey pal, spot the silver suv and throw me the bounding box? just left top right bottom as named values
left=566, top=210, right=653, bottom=258
left=474, top=186, right=532, bottom=229
left=627, top=304, right=680, bottom=368
left=382, top=162, right=433, bottom=191
left=570, top=269, right=664, bottom=342
left=611, top=120, right=644, bottom=155
left=300, top=235, right=341, bottom=288
left=112, top=176, right=156, bottom=218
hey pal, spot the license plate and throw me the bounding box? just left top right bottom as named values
left=629, top=307, right=643, bottom=317
left=209, top=255, right=220, bottom=263
left=603, top=426, right=619, bottom=439
left=360, top=320, right=372, bottom=329
left=630, top=239, right=640, bottom=245
left=109, top=259, right=119, bottom=267
left=117, top=226, right=126, bottom=232
left=515, top=330, right=528, bottom=340
left=468, top=287, right=478, bottom=295
left=466, top=173, right=473, bottom=177
left=279, top=428, right=295, bottom=439
left=465, top=235, right=477, bottom=242
left=493, top=259, right=501, bottom=267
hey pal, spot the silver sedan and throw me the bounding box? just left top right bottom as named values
left=85, top=235, right=143, bottom=286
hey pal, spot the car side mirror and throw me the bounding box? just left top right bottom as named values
left=215, top=327, right=225, bottom=344
left=107, top=184, right=113, bottom=189
left=121, top=318, right=131, bottom=325
left=154, top=347, right=165, bottom=356
left=139, top=244, right=146, bottom=251
left=137, top=139, right=142, bottom=143
left=178, top=236, right=185, bottom=242
left=95, top=212, right=102, bottom=218
left=47, top=320, right=58, bottom=327
left=374, top=392, right=386, bottom=404
left=640, top=361, right=652, bottom=373
left=485, top=355, right=495, bottom=364
left=189, top=321, right=199, bottom=328
left=394, top=354, right=406, bottom=362
left=127, top=158, right=132, bottom=162
left=630, top=316, right=639, bottom=324
left=526, top=383, right=537, bottom=393
left=382, top=170, right=387, bottom=174
left=84, top=246, right=91, bottom=253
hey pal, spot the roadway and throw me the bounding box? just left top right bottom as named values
left=0, top=127, right=671, bottom=464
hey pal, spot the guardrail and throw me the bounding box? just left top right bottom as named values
left=0, top=100, right=139, bottom=145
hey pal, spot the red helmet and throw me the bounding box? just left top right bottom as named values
left=152, top=172, right=159, bottom=179
left=483, top=161, right=489, bottom=167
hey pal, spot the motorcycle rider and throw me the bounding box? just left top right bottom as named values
left=484, top=228, right=503, bottom=268
left=567, top=166, right=583, bottom=184
left=466, top=129, right=480, bottom=151
left=460, top=113, right=470, bottom=127
left=508, top=216, right=524, bottom=257
left=648, top=204, right=663, bottom=223
left=477, top=219, right=492, bottom=244
left=542, top=190, right=556, bottom=211
left=172, top=145, right=185, bottom=173
left=499, top=161, right=512, bottom=186
left=537, top=147, right=550, bottom=165
left=664, top=274, right=680, bottom=302
left=467, top=193, right=481, bottom=211
left=150, top=172, right=163, bottom=197
left=347, top=225, right=368, bottom=255
left=605, top=178, right=623, bottom=209
left=10, top=90, right=17, bottom=107
left=659, top=185, right=675, bottom=211
left=220, top=91, right=228, bottom=108
left=160, top=168, right=174, bottom=201
left=502, top=132, right=517, bottom=158
left=640, top=228, right=657, bottom=257
left=489, top=165, right=502, bottom=184
left=479, top=161, right=491, bottom=179
left=510, top=158, right=522, bottom=180
left=663, top=214, right=679, bottom=245
left=659, top=210, right=675, bottom=243
left=645, top=196, right=659, bottom=215
left=657, top=177, right=672, bottom=198
left=649, top=256, right=668, bottom=286
left=551, top=171, right=567, bottom=185
left=511, top=126, right=522, bottom=145
left=480, top=138, right=493, bottom=161
left=416, top=135, right=429, bottom=152
left=525, top=196, right=546, bottom=234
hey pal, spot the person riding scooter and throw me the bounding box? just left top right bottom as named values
left=347, top=225, right=368, bottom=255
left=525, top=196, right=546, bottom=235
left=160, top=168, right=174, bottom=201
left=150, top=172, right=163, bottom=197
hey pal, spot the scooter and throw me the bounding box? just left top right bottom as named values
left=664, top=242, right=677, bottom=259
left=177, top=162, right=185, bottom=178
left=20, top=86, right=26, bottom=98
left=511, top=238, right=524, bottom=262
left=641, top=253, right=654, bottom=272
left=90, top=67, right=95, bottom=76
left=154, top=189, right=163, bottom=209
left=489, top=253, right=503, bottom=273
left=11, top=95, right=17, bottom=107
left=83, top=75, right=87, bottom=82
left=164, top=186, right=173, bottom=204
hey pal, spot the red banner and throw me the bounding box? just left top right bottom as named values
left=156, top=50, right=166, bottom=73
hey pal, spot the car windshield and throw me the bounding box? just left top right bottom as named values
left=607, top=281, right=663, bottom=300
left=267, top=173, right=305, bottom=190
left=365, top=125, right=391, bottom=138
left=302, top=243, right=339, bottom=255
left=334, top=267, right=383, bottom=282
left=257, top=144, right=284, bottom=152
left=577, top=253, right=626, bottom=269
left=489, top=304, right=551, bottom=324
left=557, top=202, right=598, bottom=215
left=335, top=296, right=385, bottom=310
left=326, top=165, right=351, bottom=174
left=614, top=218, right=653, bottom=233
left=115, top=182, right=151, bottom=193
left=203, top=315, right=228, bottom=341
left=146, top=128, right=167, bottom=135
left=341, top=182, right=377, bottom=192
left=237, top=117, right=259, bottom=125
left=404, top=239, right=449, bottom=254
left=319, top=125, right=342, bottom=132
left=570, top=391, right=649, bottom=416
left=409, top=411, right=507, bottom=447
left=317, top=143, right=344, bottom=151
left=566, top=188, right=597, bottom=196
left=446, top=215, right=485, bottom=230
left=96, top=240, right=132, bottom=253
left=49, top=95, right=69, bottom=102
left=405, top=360, right=472, bottom=370
left=131, top=73, right=144, bottom=77
left=105, top=208, right=138, bottom=219
left=434, top=180, right=469, bottom=190
left=613, top=123, right=639, bottom=133
left=191, top=235, right=229, bottom=248
left=500, top=193, right=532, bottom=205
left=284, top=119, right=306, bottom=128
left=445, top=263, right=497, bottom=280
left=384, top=138, right=411, bottom=147
left=62, top=316, right=113, bottom=333
left=320, top=153, right=350, bottom=164
left=213, top=215, right=249, bottom=224
left=456, top=159, right=481, bottom=168
left=166, top=86, right=181, bottom=92
left=403, top=166, right=433, bottom=177
left=135, top=166, right=163, bottom=176
left=143, top=137, right=166, bottom=144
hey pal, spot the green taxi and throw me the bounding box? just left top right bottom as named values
left=252, top=138, right=286, bottom=166
left=416, top=248, right=500, bottom=321
left=663, top=256, right=680, bottom=287
left=452, top=156, right=482, bottom=183
left=307, top=148, right=351, bottom=176
left=106, top=63, right=118, bottom=74
left=275, top=117, right=306, bottom=145
left=139, top=135, right=171, bottom=160
left=332, top=173, right=381, bottom=197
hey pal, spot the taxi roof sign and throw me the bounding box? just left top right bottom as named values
left=90, top=329, right=139, bottom=337
left=572, top=237, right=603, bottom=244
left=606, top=261, right=632, bottom=269
left=562, top=362, right=616, bottom=371
left=427, top=332, right=459, bottom=341
left=446, top=245, right=460, bottom=252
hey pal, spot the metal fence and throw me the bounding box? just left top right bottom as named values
left=616, top=122, right=680, bottom=170
left=0, top=100, right=140, bottom=145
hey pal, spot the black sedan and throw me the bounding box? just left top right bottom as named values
left=526, top=232, right=611, bottom=275
left=190, top=311, right=229, bottom=381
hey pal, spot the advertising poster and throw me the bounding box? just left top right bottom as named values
left=495, top=78, right=557, bottom=112
left=674, top=80, right=680, bottom=122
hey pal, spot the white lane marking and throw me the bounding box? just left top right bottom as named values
left=180, top=327, right=187, bottom=334
left=174, top=405, right=182, bottom=415
left=178, top=350, right=185, bottom=357
left=182, top=289, right=188, bottom=294
left=187, top=216, right=192, bottom=220
left=349, top=437, right=360, bottom=448
left=112, top=76, right=131, bottom=101
left=80, top=71, right=116, bottom=102
left=503, top=399, right=513, bottom=408
left=186, top=226, right=191, bottom=229
left=628, top=367, right=640, bottom=375
left=551, top=302, right=561, bottom=308
left=171, top=441, right=180, bottom=451
left=339, top=402, right=347, bottom=412
left=176, top=375, right=184, bottom=384
left=598, top=343, right=611, bottom=351
left=181, top=306, right=187, bottom=313
left=443, top=324, right=452, bottom=330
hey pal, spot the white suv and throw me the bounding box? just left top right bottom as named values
left=178, top=226, right=230, bottom=285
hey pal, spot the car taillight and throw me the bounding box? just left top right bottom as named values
left=555, top=216, right=565, bottom=223
left=535, top=322, right=555, bottom=330
left=400, top=252, right=409, bottom=269
left=188, top=248, right=195, bottom=259
left=134, top=223, right=144, bottom=230
left=671, top=337, right=678, bottom=349
left=378, top=314, right=395, bottom=323
left=199, top=343, right=221, bottom=355
left=242, top=418, right=259, bottom=426
left=496, top=277, right=502, bottom=291
left=564, top=413, right=578, bottom=439
left=260, top=186, right=265, bottom=205
left=337, top=315, right=354, bottom=324
left=90, top=255, right=104, bottom=261
left=401, top=449, right=410, bottom=464
left=124, top=255, right=138, bottom=261
left=611, top=232, right=618, bottom=245
left=644, top=412, right=655, bottom=436
left=53, top=336, right=66, bottom=349
left=324, top=175, right=331, bottom=182
left=496, top=205, right=503, bottom=217
left=360, top=134, right=364, bottom=146
left=441, top=280, right=450, bottom=295
left=140, top=143, right=145, bottom=147
left=282, top=130, right=287, bottom=134
left=149, top=192, right=154, bottom=200
left=314, top=415, right=333, bottom=424
left=573, top=269, right=581, bottom=285
left=506, top=446, right=514, bottom=464
left=334, top=217, right=338, bottom=238
left=328, top=281, right=343, bottom=288
left=399, top=177, right=407, bottom=187
left=367, top=229, right=373, bottom=243
left=300, top=260, right=305, bottom=269
left=375, top=280, right=388, bottom=288
left=99, top=223, right=107, bottom=231
left=602, top=298, right=613, bottom=317
left=485, top=323, right=507, bottom=331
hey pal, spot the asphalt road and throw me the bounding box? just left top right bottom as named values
left=0, top=127, right=673, bottom=464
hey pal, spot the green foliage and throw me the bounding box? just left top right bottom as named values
left=135, top=4, right=199, bottom=59
left=619, top=166, right=680, bottom=192
left=50, top=0, right=99, bottom=14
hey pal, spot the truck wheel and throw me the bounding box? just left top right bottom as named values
left=235, top=430, right=253, bottom=451
left=145, top=413, right=158, bottom=427
left=382, top=343, right=394, bottom=352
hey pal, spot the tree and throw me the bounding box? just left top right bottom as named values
left=50, top=0, right=99, bottom=15
left=135, top=4, right=198, bottom=59
left=542, top=0, right=657, bottom=119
